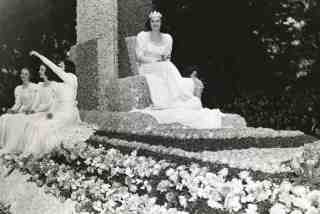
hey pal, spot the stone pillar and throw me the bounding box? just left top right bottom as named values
left=71, top=0, right=152, bottom=111
left=71, top=0, right=118, bottom=111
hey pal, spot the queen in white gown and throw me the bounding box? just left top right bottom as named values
left=0, top=68, right=38, bottom=150
left=20, top=51, right=81, bottom=159
left=133, top=11, right=224, bottom=129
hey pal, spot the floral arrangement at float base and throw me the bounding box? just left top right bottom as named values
left=0, top=201, right=11, bottom=214
left=2, top=138, right=320, bottom=214
left=283, top=142, right=320, bottom=188
left=94, top=125, right=317, bottom=153
left=90, top=134, right=308, bottom=174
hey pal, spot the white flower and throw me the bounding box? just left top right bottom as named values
left=92, top=200, right=103, bottom=212
left=279, top=181, right=292, bottom=193
left=239, top=171, right=250, bottom=180
left=296, top=71, right=308, bottom=79
left=165, top=192, right=176, bottom=202
left=166, top=168, right=175, bottom=177
left=284, top=17, right=296, bottom=25
left=291, top=40, right=301, bottom=46
left=146, top=184, right=152, bottom=193
left=306, top=207, right=320, bottom=214
left=125, top=167, right=134, bottom=178
left=291, top=197, right=311, bottom=210
left=293, top=21, right=306, bottom=30
left=307, top=190, right=320, bottom=208
left=157, top=180, right=172, bottom=192
left=245, top=204, right=258, bottom=214
left=224, top=194, right=242, bottom=212
left=290, top=157, right=303, bottom=174
left=129, top=184, right=138, bottom=192
left=290, top=210, right=303, bottom=214
left=291, top=186, right=308, bottom=197
left=279, top=192, right=293, bottom=207
left=178, top=196, right=188, bottom=208
left=166, top=168, right=179, bottom=183
left=219, top=183, right=232, bottom=197
left=218, top=168, right=229, bottom=178
left=241, top=194, right=255, bottom=203
left=207, top=199, right=223, bottom=210
left=270, top=203, right=289, bottom=214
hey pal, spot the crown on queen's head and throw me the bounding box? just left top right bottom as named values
left=149, top=11, right=162, bottom=20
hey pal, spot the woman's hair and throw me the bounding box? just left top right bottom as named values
left=52, top=53, right=64, bottom=65
left=52, top=53, right=76, bottom=76
left=64, top=59, right=76, bottom=75
left=145, top=11, right=169, bottom=33
left=41, top=64, right=61, bottom=82
left=145, top=18, right=152, bottom=31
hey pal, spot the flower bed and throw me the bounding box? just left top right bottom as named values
left=2, top=138, right=320, bottom=214
left=0, top=202, right=11, bottom=214
left=1, top=121, right=319, bottom=213
left=95, top=127, right=317, bottom=152
left=88, top=135, right=307, bottom=174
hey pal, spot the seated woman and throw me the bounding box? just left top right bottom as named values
left=20, top=51, right=81, bottom=159
left=132, top=11, right=224, bottom=129
left=0, top=64, right=57, bottom=154
left=0, top=68, right=38, bottom=149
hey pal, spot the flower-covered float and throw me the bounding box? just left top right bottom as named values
left=1, top=110, right=320, bottom=214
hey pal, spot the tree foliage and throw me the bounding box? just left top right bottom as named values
left=153, top=0, right=320, bottom=87
left=0, top=0, right=76, bottom=48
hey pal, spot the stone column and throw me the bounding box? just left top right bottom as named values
left=71, top=0, right=118, bottom=111
left=71, top=0, right=152, bottom=111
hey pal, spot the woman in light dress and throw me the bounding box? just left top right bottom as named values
left=0, top=64, right=57, bottom=154
left=0, top=68, right=38, bottom=150
left=20, top=51, right=81, bottom=159
left=133, top=11, right=224, bottom=129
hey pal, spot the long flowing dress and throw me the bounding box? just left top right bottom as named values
left=0, top=83, right=38, bottom=149
left=0, top=82, right=56, bottom=154
left=132, top=31, right=224, bottom=129
left=20, top=71, right=81, bottom=158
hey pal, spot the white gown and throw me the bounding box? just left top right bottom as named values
left=20, top=71, right=81, bottom=158
left=132, top=31, right=223, bottom=129
left=0, top=83, right=38, bottom=150
left=0, top=82, right=55, bottom=154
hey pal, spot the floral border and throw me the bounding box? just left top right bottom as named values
left=87, top=136, right=296, bottom=183
left=3, top=140, right=320, bottom=214
left=94, top=129, right=316, bottom=152
left=88, top=135, right=308, bottom=174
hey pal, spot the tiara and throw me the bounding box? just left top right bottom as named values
left=149, top=11, right=162, bottom=19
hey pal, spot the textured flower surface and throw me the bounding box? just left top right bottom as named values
left=0, top=201, right=12, bottom=214
left=1, top=118, right=320, bottom=214
left=4, top=137, right=320, bottom=214
left=96, top=136, right=306, bottom=173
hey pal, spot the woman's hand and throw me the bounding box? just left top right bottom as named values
left=29, top=50, right=40, bottom=57
left=161, top=54, right=170, bottom=61
left=190, top=71, right=204, bottom=98
left=155, top=54, right=170, bottom=62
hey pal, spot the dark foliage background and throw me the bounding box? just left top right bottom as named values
left=153, top=0, right=320, bottom=105
left=0, top=0, right=76, bottom=52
